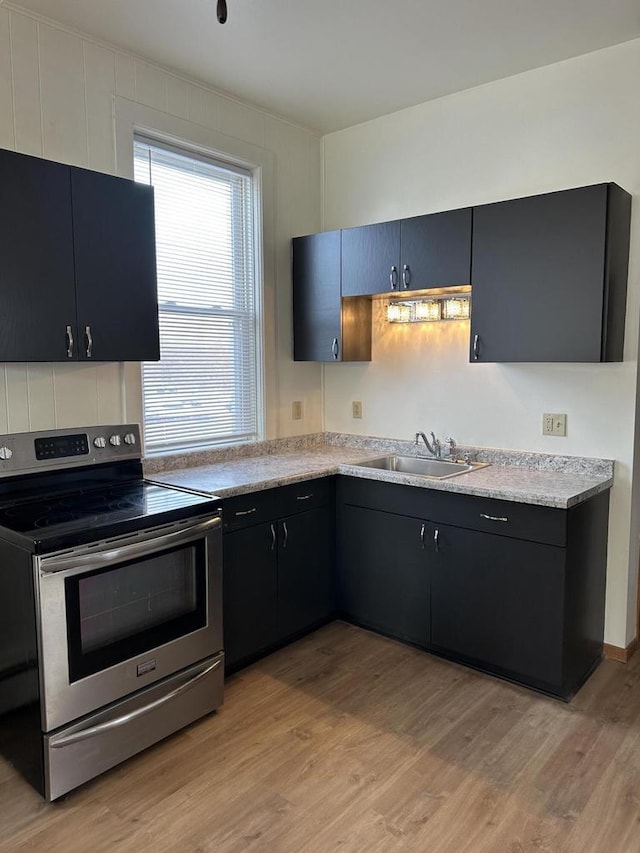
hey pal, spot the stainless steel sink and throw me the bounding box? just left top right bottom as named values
left=352, top=455, right=488, bottom=480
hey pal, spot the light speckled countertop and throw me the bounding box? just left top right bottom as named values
left=146, top=434, right=614, bottom=509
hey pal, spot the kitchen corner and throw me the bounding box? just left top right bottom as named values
left=145, top=432, right=613, bottom=701
left=145, top=432, right=614, bottom=509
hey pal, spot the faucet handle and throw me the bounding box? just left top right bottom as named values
left=445, top=437, right=457, bottom=457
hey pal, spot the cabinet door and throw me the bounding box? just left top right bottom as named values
left=430, top=523, right=564, bottom=688
left=0, top=149, right=76, bottom=362
left=71, top=167, right=160, bottom=362
left=400, top=209, right=471, bottom=291
left=222, top=522, right=278, bottom=670
left=341, top=221, right=400, bottom=296
left=471, top=185, right=608, bottom=362
left=293, top=231, right=342, bottom=361
left=277, top=506, right=334, bottom=640
left=338, top=506, right=429, bottom=646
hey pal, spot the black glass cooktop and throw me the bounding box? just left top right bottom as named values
left=0, top=479, right=220, bottom=553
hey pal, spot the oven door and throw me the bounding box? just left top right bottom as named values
left=35, top=514, right=222, bottom=732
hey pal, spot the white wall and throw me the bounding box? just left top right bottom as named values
left=0, top=5, right=323, bottom=440
left=322, top=39, right=640, bottom=648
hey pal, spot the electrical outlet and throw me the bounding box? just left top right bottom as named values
left=292, top=401, right=303, bottom=421
left=542, top=413, right=567, bottom=436
left=352, top=401, right=363, bottom=419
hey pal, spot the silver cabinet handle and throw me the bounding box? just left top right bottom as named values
left=270, top=522, right=276, bottom=551
left=434, top=528, right=439, bottom=552
left=402, top=264, right=411, bottom=288
left=480, top=513, right=508, bottom=523
left=65, top=325, right=74, bottom=358
left=331, top=337, right=339, bottom=360
left=50, top=659, right=221, bottom=748
left=282, top=520, right=288, bottom=549
left=296, top=494, right=313, bottom=501
left=235, top=507, right=256, bottom=517
left=420, top=522, right=425, bottom=550
left=390, top=265, right=398, bottom=290
left=473, top=334, right=480, bottom=360
left=85, top=324, right=93, bottom=358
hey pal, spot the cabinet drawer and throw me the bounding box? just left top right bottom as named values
left=337, top=476, right=566, bottom=547
left=428, top=492, right=566, bottom=547
left=276, top=478, right=334, bottom=517
left=222, top=488, right=277, bottom=533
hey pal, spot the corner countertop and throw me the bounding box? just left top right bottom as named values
left=145, top=434, right=614, bottom=510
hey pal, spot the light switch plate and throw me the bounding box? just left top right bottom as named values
left=352, top=401, right=363, bottom=419
left=292, top=401, right=303, bottom=420
left=543, top=413, right=567, bottom=436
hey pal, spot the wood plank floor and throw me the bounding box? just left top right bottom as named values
left=2, top=622, right=640, bottom=852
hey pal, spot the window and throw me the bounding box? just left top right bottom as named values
left=134, top=138, right=261, bottom=452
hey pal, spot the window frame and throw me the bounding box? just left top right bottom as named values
left=134, top=135, right=264, bottom=454
left=113, top=98, right=273, bottom=454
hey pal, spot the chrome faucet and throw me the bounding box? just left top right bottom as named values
left=415, top=431, right=442, bottom=458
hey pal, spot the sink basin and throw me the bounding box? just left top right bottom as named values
left=353, top=455, right=487, bottom=480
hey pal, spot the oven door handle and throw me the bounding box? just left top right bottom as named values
left=38, top=515, right=221, bottom=576
left=49, top=658, right=221, bottom=749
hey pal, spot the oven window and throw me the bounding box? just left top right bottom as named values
left=65, top=542, right=207, bottom=682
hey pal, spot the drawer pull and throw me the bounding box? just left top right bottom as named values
left=282, top=521, right=288, bottom=549
left=270, top=523, right=276, bottom=551
left=434, top=528, right=440, bottom=552
left=480, top=513, right=508, bottom=523
left=296, top=494, right=313, bottom=501
left=235, top=508, right=257, bottom=517
left=420, top=522, right=425, bottom=550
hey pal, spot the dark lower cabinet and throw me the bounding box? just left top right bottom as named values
left=430, top=524, right=565, bottom=689
left=278, top=507, right=334, bottom=640
left=338, top=505, right=430, bottom=647
left=223, top=474, right=609, bottom=698
left=336, top=476, right=609, bottom=699
left=222, top=482, right=334, bottom=672
left=222, top=522, right=278, bottom=671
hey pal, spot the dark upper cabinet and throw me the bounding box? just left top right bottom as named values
left=341, top=220, right=400, bottom=296
left=0, top=149, right=77, bottom=362
left=292, top=231, right=371, bottom=362
left=470, top=183, right=631, bottom=363
left=0, top=147, right=159, bottom=363
left=399, top=209, right=471, bottom=291
left=341, top=210, right=472, bottom=297
left=71, top=168, right=160, bottom=362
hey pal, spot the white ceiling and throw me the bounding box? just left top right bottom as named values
left=9, top=0, right=640, bottom=133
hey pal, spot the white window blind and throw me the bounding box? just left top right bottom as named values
left=134, top=138, right=260, bottom=452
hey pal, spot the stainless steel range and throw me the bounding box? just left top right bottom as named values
left=0, top=424, right=223, bottom=801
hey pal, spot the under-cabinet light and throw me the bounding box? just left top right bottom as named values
left=414, top=300, right=442, bottom=322
left=386, top=296, right=470, bottom=324
left=442, top=297, right=470, bottom=320
left=386, top=301, right=413, bottom=323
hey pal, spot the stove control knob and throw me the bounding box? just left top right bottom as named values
left=123, top=433, right=137, bottom=446
left=109, top=434, right=122, bottom=447
left=0, top=446, right=12, bottom=461
left=93, top=436, right=107, bottom=449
